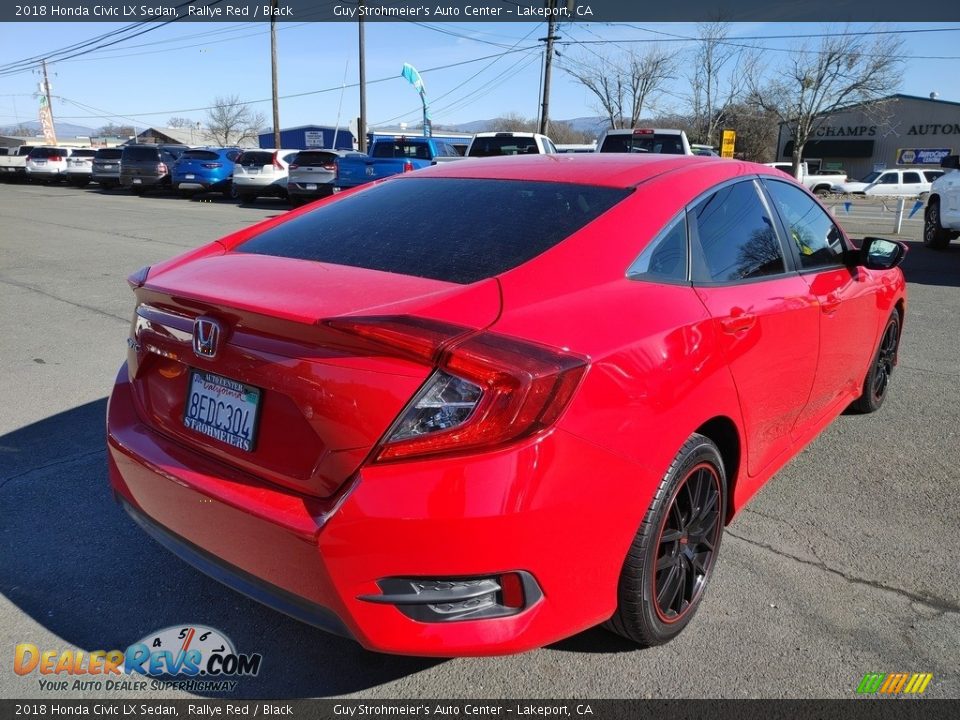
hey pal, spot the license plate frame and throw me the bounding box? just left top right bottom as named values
left=183, top=369, right=262, bottom=452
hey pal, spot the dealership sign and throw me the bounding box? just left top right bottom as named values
left=896, top=148, right=952, bottom=165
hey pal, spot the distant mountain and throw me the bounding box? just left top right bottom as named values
left=0, top=120, right=97, bottom=137
left=442, top=116, right=609, bottom=136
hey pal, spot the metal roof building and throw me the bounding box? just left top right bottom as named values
left=777, top=94, right=960, bottom=179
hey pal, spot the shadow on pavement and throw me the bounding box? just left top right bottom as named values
left=898, top=239, right=960, bottom=288
left=0, top=399, right=441, bottom=697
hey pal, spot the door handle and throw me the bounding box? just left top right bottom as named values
left=720, top=310, right=756, bottom=334
left=821, top=293, right=842, bottom=315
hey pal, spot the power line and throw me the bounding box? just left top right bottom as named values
left=40, top=46, right=541, bottom=122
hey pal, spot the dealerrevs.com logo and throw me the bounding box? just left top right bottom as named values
left=14, top=625, right=262, bottom=693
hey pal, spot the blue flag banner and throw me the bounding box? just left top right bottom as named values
left=908, top=200, right=924, bottom=219
left=401, top=63, right=426, bottom=96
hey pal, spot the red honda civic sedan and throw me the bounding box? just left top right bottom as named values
left=107, top=154, right=907, bottom=656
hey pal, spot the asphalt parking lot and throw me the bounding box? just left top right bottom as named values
left=1, top=182, right=958, bottom=700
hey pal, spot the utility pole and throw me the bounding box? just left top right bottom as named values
left=270, top=0, right=281, bottom=149
left=358, top=3, right=367, bottom=153
left=538, top=1, right=560, bottom=137
left=40, top=59, right=57, bottom=145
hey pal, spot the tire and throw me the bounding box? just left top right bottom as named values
left=238, top=193, right=257, bottom=204
left=850, top=310, right=901, bottom=414
left=813, top=185, right=831, bottom=196
left=606, top=433, right=727, bottom=646
left=923, top=199, right=952, bottom=250
left=222, top=183, right=234, bottom=199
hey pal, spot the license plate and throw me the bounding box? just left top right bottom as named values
left=185, top=173, right=195, bottom=179
left=104, top=164, right=115, bottom=169
left=183, top=370, right=261, bottom=452
left=305, top=183, right=317, bottom=190
left=132, top=178, right=142, bottom=184
left=35, top=160, right=46, bottom=165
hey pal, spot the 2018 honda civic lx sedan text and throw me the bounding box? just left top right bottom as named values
left=107, top=154, right=907, bottom=656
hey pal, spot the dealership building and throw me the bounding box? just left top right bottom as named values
left=776, top=93, right=960, bottom=180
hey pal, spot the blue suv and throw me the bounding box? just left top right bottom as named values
left=172, top=147, right=241, bottom=197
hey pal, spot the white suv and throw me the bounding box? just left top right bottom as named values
left=597, top=128, right=693, bottom=155
left=923, top=155, right=960, bottom=249
left=832, top=168, right=941, bottom=197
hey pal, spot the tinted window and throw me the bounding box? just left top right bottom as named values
left=17, top=146, right=35, bottom=156
left=877, top=173, right=898, bottom=184
left=372, top=142, right=431, bottom=160
left=239, top=151, right=274, bottom=166
left=95, top=148, right=123, bottom=159
left=468, top=137, right=539, bottom=157
left=628, top=215, right=688, bottom=283
left=227, top=150, right=242, bottom=162
left=764, top=181, right=846, bottom=270
left=122, top=147, right=160, bottom=162
left=859, top=171, right=880, bottom=183
left=924, top=170, right=944, bottom=182
left=293, top=151, right=336, bottom=165
left=181, top=150, right=220, bottom=161
left=71, top=149, right=96, bottom=157
left=692, top=181, right=785, bottom=283
left=237, top=178, right=630, bottom=284
left=902, top=172, right=921, bottom=183
left=28, top=147, right=66, bottom=158
left=600, top=133, right=684, bottom=154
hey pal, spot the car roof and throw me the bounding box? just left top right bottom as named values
left=410, top=153, right=770, bottom=188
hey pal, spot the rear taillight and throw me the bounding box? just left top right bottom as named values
left=321, top=162, right=336, bottom=172
left=288, top=163, right=299, bottom=170
left=127, top=265, right=151, bottom=290
left=326, top=316, right=587, bottom=462
left=272, top=151, right=282, bottom=170
left=157, top=162, right=168, bottom=174
left=402, top=160, right=414, bottom=172
left=48, top=154, right=63, bottom=161
left=201, top=162, right=222, bottom=169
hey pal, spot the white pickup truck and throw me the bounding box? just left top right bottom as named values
left=0, top=145, right=37, bottom=182
left=763, top=162, right=848, bottom=196
left=923, top=154, right=960, bottom=250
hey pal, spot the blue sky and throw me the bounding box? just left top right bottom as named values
left=0, top=22, right=958, bottom=134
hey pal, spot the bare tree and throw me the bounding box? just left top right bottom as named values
left=98, top=124, right=135, bottom=137
left=167, top=116, right=195, bottom=128
left=688, top=22, right=748, bottom=146
left=748, top=30, right=904, bottom=176
left=205, top=95, right=266, bottom=146
left=562, top=45, right=677, bottom=129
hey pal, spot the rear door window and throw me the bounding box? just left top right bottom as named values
left=627, top=215, right=688, bottom=283
left=237, top=178, right=631, bottom=284
left=690, top=180, right=787, bottom=283
left=902, top=171, right=922, bottom=184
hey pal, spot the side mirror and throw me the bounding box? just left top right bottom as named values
left=860, top=237, right=907, bottom=270
left=940, top=154, right=960, bottom=170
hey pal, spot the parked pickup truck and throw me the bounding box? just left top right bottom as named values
left=335, top=136, right=461, bottom=190
left=923, top=154, right=960, bottom=250
left=0, top=145, right=37, bottom=182
left=763, top=162, right=848, bottom=195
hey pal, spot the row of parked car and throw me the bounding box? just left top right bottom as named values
left=0, top=143, right=370, bottom=205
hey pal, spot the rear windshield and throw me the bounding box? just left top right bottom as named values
left=28, top=147, right=68, bottom=158
left=292, top=151, right=336, bottom=165
left=371, top=142, right=432, bottom=160
left=95, top=148, right=123, bottom=159
left=71, top=149, right=97, bottom=157
left=600, top=134, right=685, bottom=154
left=181, top=150, right=221, bottom=161
left=468, top=136, right=539, bottom=157
left=239, top=151, right=274, bottom=166
left=122, top=146, right=160, bottom=162
left=236, top=178, right=630, bottom=284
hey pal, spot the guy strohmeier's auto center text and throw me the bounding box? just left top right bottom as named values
left=14, top=2, right=595, bottom=19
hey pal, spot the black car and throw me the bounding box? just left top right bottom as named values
left=119, top=144, right=188, bottom=194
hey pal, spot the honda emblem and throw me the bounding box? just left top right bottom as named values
left=193, top=317, right=222, bottom=358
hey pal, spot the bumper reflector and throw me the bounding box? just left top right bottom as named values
left=359, top=572, right=542, bottom=622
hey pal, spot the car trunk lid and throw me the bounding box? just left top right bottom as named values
left=126, top=252, right=501, bottom=497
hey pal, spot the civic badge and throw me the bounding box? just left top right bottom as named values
left=193, top=317, right=222, bottom=359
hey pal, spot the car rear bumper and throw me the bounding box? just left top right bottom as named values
left=106, top=363, right=645, bottom=656
left=287, top=182, right=336, bottom=199
left=174, top=177, right=231, bottom=192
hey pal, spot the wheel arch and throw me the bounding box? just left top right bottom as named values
left=694, top=416, right=742, bottom=524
